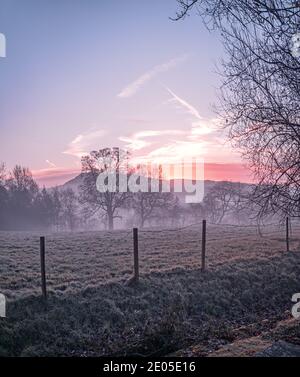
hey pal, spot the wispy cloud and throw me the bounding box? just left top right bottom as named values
left=118, top=88, right=237, bottom=165
left=117, top=54, right=189, bottom=98
left=63, top=129, right=107, bottom=158
left=144, top=141, right=206, bottom=163
left=166, top=87, right=202, bottom=120
left=45, top=160, right=56, bottom=168
left=165, top=87, right=217, bottom=136
left=119, top=129, right=185, bottom=151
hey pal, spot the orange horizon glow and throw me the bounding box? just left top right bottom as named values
left=32, top=162, right=253, bottom=188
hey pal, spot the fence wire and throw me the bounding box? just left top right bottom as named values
left=2, top=219, right=300, bottom=299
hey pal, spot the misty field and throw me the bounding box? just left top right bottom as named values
left=1, top=224, right=300, bottom=356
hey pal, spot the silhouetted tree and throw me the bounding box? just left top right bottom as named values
left=169, top=197, right=186, bottom=227
left=51, top=187, right=62, bottom=231
left=60, top=188, right=78, bottom=231
left=0, top=162, right=6, bottom=185
left=0, top=163, right=8, bottom=229
left=5, top=166, right=39, bottom=229
left=34, top=187, right=57, bottom=229
left=130, top=191, right=177, bottom=228
left=0, top=163, right=79, bottom=231
left=80, top=148, right=129, bottom=230
left=174, top=0, right=300, bottom=219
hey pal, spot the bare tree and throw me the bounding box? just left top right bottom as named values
left=60, top=188, right=78, bottom=231
left=204, top=182, right=238, bottom=224
left=174, top=1, right=300, bottom=219
left=0, top=163, right=8, bottom=229
left=169, top=196, right=186, bottom=227
left=7, top=165, right=38, bottom=194
left=80, top=148, right=129, bottom=230
left=189, top=202, right=205, bottom=223
left=4, top=166, right=39, bottom=229
left=51, top=187, right=62, bottom=231
left=0, top=162, right=6, bottom=185
left=130, top=191, right=176, bottom=228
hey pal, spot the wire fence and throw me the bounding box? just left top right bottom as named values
left=1, top=218, right=300, bottom=300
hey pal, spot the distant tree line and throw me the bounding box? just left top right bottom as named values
left=0, top=163, right=78, bottom=231
left=0, top=152, right=274, bottom=231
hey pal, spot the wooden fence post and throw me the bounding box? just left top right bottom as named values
left=40, top=236, right=47, bottom=300
left=286, top=217, right=290, bottom=253
left=133, top=228, right=139, bottom=283
left=201, top=220, right=206, bottom=271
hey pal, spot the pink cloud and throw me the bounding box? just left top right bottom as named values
left=32, top=167, right=80, bottom=187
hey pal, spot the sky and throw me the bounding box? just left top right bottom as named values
left=0, top=0, right=251, bottom=187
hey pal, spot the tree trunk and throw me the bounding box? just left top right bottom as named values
left=108, top=213, right=114, bottom=230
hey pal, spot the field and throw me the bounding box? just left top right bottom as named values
left=1, top=224, right=300, bottom=356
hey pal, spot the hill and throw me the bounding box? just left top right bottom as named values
left=58, top=173, right=252, bottom=203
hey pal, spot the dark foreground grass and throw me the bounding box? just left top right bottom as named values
left=1, top=252, right=300, bottom=356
